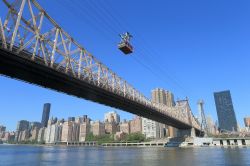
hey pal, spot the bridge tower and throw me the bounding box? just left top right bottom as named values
left=197, top=100, right=209, bottom=136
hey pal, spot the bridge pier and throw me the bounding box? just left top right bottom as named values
left=177, top=128, right=196, bottom=137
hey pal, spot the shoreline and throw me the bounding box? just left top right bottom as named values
left=2, top=143, right=250, bottom=148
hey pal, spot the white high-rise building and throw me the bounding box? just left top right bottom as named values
left=79, top=122, right=90, bottom=142
left=142, top=118, right=160, bottom=139
left=44, top=125, right=52, bottom=143
left=104, top=111, right=120, bottom=124
left=206, top=115, right=216, bottom=135
left=37, top=128, right=45, bottom=143
left=44, top=124, right=62, bottom=144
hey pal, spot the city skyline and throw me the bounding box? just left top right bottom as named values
left=1, top=0, right=250, bottom=165
left=0, top=75, right=248, bottom=131
left=1, top=104, right=176, bottom=144
left=4, top=100, right=249, bottom=145
left=1, top=0, right=250, bottom=131
left=0, top=89, right=247, bottom=132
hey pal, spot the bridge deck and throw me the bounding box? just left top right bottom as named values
left=0, top=47, right=192, bottom=129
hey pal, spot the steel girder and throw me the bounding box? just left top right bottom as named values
left=0, top=0, right=201, bottom=130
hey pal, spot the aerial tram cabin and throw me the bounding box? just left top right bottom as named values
left=118, top=32, right=133, bottom=54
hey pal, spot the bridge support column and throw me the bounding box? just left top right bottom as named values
left=177, top=128, right=196, bottom=137
left=168, top=126, right=177, bottom=138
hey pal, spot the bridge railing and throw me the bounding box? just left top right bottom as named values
left=0, top=0, right=201, bottom=130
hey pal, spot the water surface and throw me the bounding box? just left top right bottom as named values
left=0, top=145, right=249, bottom=166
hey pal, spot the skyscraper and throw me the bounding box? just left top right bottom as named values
left=79, top=122, right=90, bottom=142
left=142, top=118, right=160, bottom=139
left=92, top=121, right=105, bottom=136
left=30, top=122, right=42, bottom=130
left=68, top=117, right=75, bottom=122
left=206, top=115, right=216, bottom=135
left=119, top=120, right=130, bottom=134
left=244, top=117, right=250, bottom=127
left=16, top=120, right=29, bottom=131
left=214, top=90, right=238, bottom=132
left=61, top=121, right=73, bottom=142
left=0, top=125, right=6, bottom=133
left=151, top=88, right=175, bottom=138
left=41, top=103, right=51, bottom=127
left=104, top=121, right=117, bottom=134
left=151, top=88, right=175, bottom=107
left=104, top=111, right=120, bottom=124
left=15, top=120, right=30, bottom=142
left=129, top=116, right=142, bottom=134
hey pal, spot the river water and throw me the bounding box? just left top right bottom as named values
left=0, top=145, right=249, bottom=166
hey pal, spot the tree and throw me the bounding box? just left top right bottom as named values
left=124, top=132, right=146, bottom=142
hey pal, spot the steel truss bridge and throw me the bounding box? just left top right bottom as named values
left=0, top=0, right=201, bottom=131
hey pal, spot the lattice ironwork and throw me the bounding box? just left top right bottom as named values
left=0, top=0, right=201, bottom=130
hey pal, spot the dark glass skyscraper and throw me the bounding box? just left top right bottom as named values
left=214, top=90, right=237, bottom=132
left=41, top=103, right=51, bottom=127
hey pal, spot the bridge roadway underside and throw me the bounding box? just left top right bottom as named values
left=0, top=48, right=194, bottom=130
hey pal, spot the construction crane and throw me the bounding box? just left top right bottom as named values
left=118, top=32, right=133, bottom=54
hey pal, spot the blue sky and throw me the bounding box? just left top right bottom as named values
left=1, top=0, right=250, bottom=131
